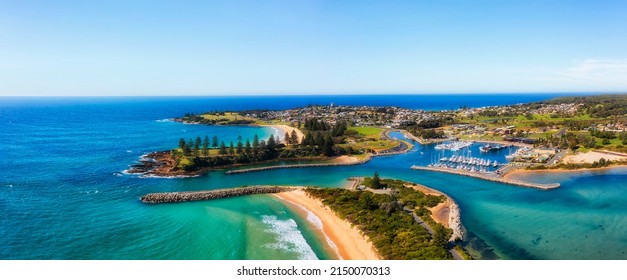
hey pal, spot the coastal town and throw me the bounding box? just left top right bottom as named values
left=124, top=94, right=627, bottom=260
left=129, top=95, right=627, bottom=180
left=209, top=95, right=625, bottom=165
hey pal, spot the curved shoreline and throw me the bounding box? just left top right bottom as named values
left=139, top=180, right=464, bottom=259
left=273, top=189, right=381, bottom=260
left=403, top=182, right=464, bottom=242
left=504, top=165, right=627, bottom=180
left=411, top=165, right=560, bottom=189
left=261, top=124, right=304, bottom=142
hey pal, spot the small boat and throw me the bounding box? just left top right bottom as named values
left=480, top=144, right=506, bottom=153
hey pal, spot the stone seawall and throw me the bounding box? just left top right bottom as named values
left=447, top=199, right=463, bottom=242
left=224, top=158, right=371, bottom=174
left=410, top=166, right=560, bottom=190
left=141, top=186, right=296, bottom=204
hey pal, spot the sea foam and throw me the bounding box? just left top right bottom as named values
left=261, top=215, right=318, bottom=260
left=273, top=195, right=342, bottom=258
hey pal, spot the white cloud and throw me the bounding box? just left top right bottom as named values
left=556, top=59, right=627, bottom=82
left=532, top=59, right=627, bottom=90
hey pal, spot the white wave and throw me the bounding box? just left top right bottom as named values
left=120, top=169, right=136, bottom=175
left=155, top=118, right=173, bottom=122
left=126, top=150, right=133, bottom=153
left=139, top=174, right=200, bottom=179
left=273, top=196, right=342, bottom=259
left=80, top=190, right=99, bottom=194
left=261, top=215, right=319, bottom=260
left=138, top=154, right=156, bottom=162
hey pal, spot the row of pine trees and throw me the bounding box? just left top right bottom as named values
left=174, top=118, right=353, bottom=170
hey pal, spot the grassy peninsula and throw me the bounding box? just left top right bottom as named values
left=128, top=114, right=409, bottom=176
left=305, top=177, right=459, bottom=260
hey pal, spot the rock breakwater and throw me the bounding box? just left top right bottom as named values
left=141, top=186, right=296, bottom=204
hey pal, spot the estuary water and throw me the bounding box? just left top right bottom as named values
left=1, top=94, right=626, bottom=260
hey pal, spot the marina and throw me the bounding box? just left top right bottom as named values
left=479, top=143, right=509, bottom=153
left=424, top=141, right=516, bottom=174
left=434, top=141, right=474, bottom=151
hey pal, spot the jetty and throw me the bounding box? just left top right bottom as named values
left=140, top=186, right=297, bottom=204
left=410, top=165, right=560, bottom=190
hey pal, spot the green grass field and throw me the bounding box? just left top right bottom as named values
left=349, top=126, right=384, bottom=137
left=199, top=112, right=262, bottom=124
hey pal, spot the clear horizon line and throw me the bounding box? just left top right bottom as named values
left=1, top=91, right=624, bottom=98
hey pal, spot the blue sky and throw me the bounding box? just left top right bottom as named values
left=1, top=0, right=626, bottom=96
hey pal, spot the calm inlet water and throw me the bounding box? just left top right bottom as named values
left=2, top=95, right=626, bottom=260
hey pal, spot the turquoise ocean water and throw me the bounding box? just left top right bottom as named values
left=1, top=94, right=626, bottom=260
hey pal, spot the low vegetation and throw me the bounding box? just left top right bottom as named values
left=169, top=118, right=403, bottom=172
left=305, top=176, right=452, bottom=260
left=526, top=157, right=624, bottom=170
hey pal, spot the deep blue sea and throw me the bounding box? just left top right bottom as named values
left=2, top=94, right=626, bottom=260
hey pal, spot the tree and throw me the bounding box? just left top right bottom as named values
left=253, top=134, right=259, bottom=153
left=245, top=139, right=252, bottom=154
left=373, top=172, right=382, bottom=189
left=323, top=134, right=334, bottom=156
left=267, top=135, right=277, bottom=157
left=315, top=132, right=324, bottom=148
left=303, top=132, right=314, bottom=146
left=432, top=226, right=449, bottom=249
left=219, top=141, right=227, bottom=155
left=178, top=138, right=186, bottom=150
left=212, top=136, right=219, bottom=148
left=194, top=137, right=201, bottom=150
left=202, top=136, right=209, bottom=155
left=290, top=130, right=299, bottom=145
left=236, top=140, right=243, bottom=154
left=284, top=132, right=291, bottom=144
left=259, top=140, right=267, bottom=157
left=182, top=143, right=191, bottom=155
left=229, top=141, right=235, bottom=155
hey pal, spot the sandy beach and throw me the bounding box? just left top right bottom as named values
left=504, top=165, right=627, bottom=179
left=562, top=150, right=627, bottom=164
left=273, top=189, right=380, bottom=260
left=330, top=155, right=362, bottom=164
left=264, top=124, right=304, bottom=143
left=411, top=184, right=451, bottom=226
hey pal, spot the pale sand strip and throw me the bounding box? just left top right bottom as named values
left=273, top=189, right=380, bottom=260
left=562, top=150, right=627, bottom=164
left=263, top=124, right=304, bottom=143
left=504, top=165, right=627, bottom=180
left=411, top=165, right=560, bottom=189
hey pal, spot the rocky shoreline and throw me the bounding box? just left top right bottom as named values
left=447, top=199, right=463, bottom=242
left=125, top=151, right=208, bottom=177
